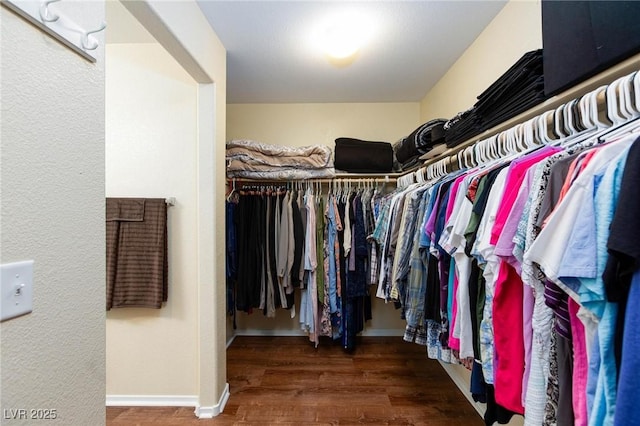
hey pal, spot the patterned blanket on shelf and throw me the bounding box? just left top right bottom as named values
left=226, top=139, right=335, bottom=179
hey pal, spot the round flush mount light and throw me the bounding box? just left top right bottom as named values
left=312, top=11, right=373, bottom=63
left=323, top=19, right=363, bottom=59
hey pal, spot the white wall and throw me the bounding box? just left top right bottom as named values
left=0, top=2, right=106, bottom=425
left=105, top=42, right=199, bottom=396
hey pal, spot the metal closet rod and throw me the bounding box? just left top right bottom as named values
left=226, top=176, right=397, bottom=185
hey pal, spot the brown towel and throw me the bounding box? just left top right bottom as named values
left=106, top=198, right=168, bottom=310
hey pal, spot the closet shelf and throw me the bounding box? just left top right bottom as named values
left=226, top=172, right=402, bottom=183
left=416, top=51, right=640, bottom=170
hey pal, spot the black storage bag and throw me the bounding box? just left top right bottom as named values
left=334, top=138, right=393, bottom=173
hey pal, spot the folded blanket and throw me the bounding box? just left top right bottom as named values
left=226, top=139, right=334, bottom=170
left=227, top=168, right=335, bottom=180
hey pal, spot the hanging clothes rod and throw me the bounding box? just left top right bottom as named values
left=396, top=65, right=640, bottom=187
left=226, top=175, right=397, bottom=185
left=405, top=53, right=640, bottom=182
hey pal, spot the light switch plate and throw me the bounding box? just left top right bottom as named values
left=0, top=260, right=34, bottom=322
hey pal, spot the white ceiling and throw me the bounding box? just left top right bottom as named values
left=107, top=1, right=507, bottom=104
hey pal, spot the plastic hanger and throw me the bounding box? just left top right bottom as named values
left=523, top=117, right=537, bottom=149
left=516, top=124, right=528, bottom=152
left=553, top=104, right=568, bottom=140
left=579, top=94, right=594, bottom=130
left=616, top=74, right=635, bottom=120
left=633, top=71, right=640, bottom=114
left=538, top=110, right=556, bottom=145
left=463, top=145, right=474, bottom=168
left=562, top=102, right=577, bottom=136
left=486, top=135, right=498, bottom=161
left=457, top=150, right=465, bottom=171
left=589, top=86, right=612, bottom=129
left=607, top=78, right=626, bottom=125
left=226, top=178, right=238, bottom=202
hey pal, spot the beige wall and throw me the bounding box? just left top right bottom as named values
left=105, top=42, right=199, bottom=396
left=227, top=102, right=421, bottom=335
left=108, top=0, right=227, bottom=415
left=0, top=2, right=106, bottom=425
left=420, top=0, right=542, bottom=122
left=227, top=102, right=421, bottom=149
left=416, top=2, right=540, bottom=424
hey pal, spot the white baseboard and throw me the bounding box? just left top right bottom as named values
left=194, top=383, right=230, bottom=419
left=106, top=384, right=231, bottom=419
left=226, top=334, right=236, bottom=348
left=106, top=395, right=198, bottom=407
left=437, top=360, right=486, bottom=416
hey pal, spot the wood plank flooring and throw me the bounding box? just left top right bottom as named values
left=107, top=336, right=484, bottom=425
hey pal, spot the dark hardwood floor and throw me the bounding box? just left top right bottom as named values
left=107, top=336, right=484, bottom=425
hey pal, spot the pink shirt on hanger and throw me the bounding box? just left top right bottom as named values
left=490, top=146, right=562, bottom=246
left=490, top=146, right=561, bottom=415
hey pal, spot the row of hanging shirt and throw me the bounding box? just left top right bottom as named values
left=372, top=70, right=640, bottom=426
left=226, top=179, right=390, bottom=350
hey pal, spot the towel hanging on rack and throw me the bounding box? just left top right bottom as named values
left=106, top=198, right=168, bottom=310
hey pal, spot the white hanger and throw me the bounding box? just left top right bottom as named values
left=473, top=143, right=482, bottom=167
left=494, top=132, right=505, bottom=157
left=502, top=128, right=513, bottom=154
left=524, top=117, right=537, bottom=148
left=619, top=72, right=638, bottom=119
left=607, top=78, right=626, bottom=125
left=633, top=71, right=640, bottom=115
left=474, top=140, right=484, bottom=165
left=516, top=124, right=528, bottom=152
left=463, top=146, right=474, bottom=168
left=488, top=136, right=499, bottom=161
left=457, top=149, right=465, bottom=171
left=481, top=138, right=492, bottom=162
left=553, top=105, right=568, bottom=140
left=226, top=178, right=237, bottom=202
left=579, top=94, right=594, bottom=130
left=589, top=86, right=611, bottom=129
left=536, top=112, right=548, bottom=144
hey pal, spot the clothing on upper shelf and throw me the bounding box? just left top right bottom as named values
left=369, top=122, right=640, bottom=425
left=393, top=119, right=447, bottom=171
left=445, top=50, right=546, bottom=148
left=226, top=139, right=335, bottom=179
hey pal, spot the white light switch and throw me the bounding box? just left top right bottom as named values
left=0, top=260, right=33, bottom=322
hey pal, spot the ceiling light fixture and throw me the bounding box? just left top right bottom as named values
left=313, top=11, right=373, bottom=64
left=323, top=20, right=362, bottom=59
